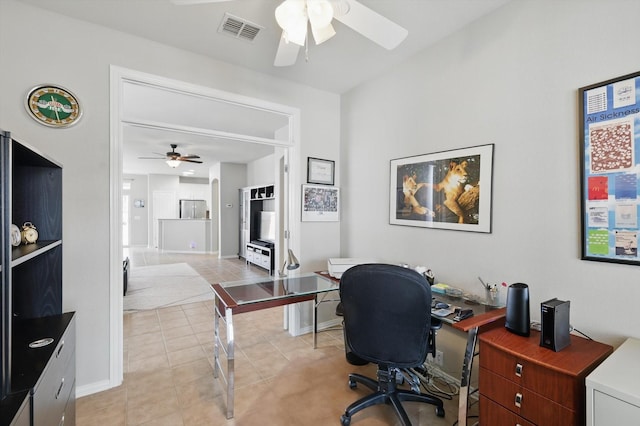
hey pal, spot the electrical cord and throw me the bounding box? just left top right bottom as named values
left=411, top=362, right=460, bottom=400
left=531, top=321, right=594, bottom=340
left=571, top=327, right=593, bottom=340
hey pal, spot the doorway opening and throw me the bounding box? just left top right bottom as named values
left=110, top=66, right=301, bottom=390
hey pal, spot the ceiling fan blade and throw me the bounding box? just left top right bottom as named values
left=178, top=155, right=201, bottom=160
left=170, top=0, right=234, bottom=5
left=274, top=32, right=301, bottom=67
left=180, top=159, right=204, bottom=164
left=333, top=0, right=408, bottom=50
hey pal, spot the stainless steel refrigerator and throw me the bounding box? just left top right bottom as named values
left=179, top=199, right=207, bottom=219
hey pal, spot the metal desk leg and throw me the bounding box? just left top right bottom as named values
left=213, top=298, right=236, bottom=419
left=225, top=306, right=235, bottom=419
left=213, top=298, right=220, bottom=380
left=458, top=326, right=479, bottom=426
left=313, top=294, right=318, bottom=349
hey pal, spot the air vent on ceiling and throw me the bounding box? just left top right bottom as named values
left=218, top=12, right=263, bottom=42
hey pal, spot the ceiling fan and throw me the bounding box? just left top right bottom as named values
left=170, top=0, right=408, bottom=67
left=138, top=144, right=203, bottom=168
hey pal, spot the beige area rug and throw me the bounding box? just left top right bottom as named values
left=124, top=263, right=213, bottom=311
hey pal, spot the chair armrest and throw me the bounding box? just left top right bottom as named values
left=430, top=317, right=442, bottom=331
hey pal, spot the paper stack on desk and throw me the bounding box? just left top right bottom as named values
left=431, top=283, right=449, bottom=294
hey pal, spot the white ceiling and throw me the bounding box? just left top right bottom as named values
left=119, top=80, right=287, bottom=177
left=21, top=0, right=511, bottom=178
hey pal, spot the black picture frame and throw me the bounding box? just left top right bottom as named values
left=307, top=157, right=335, bottom=185
left=579, top=71, right=640, bottom=265
left=389, top=144, right=494, bottom=233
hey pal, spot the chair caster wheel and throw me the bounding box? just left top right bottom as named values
left=348, top=379, right=357, bottom=389
left=436, top=406, right=445, bottom=417
left=341, top=414, right=351, bottom=425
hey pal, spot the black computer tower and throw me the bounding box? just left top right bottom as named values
left=540, top=298, right=570, bottom=352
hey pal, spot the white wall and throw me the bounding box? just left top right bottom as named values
left=0, top=0, right=340, bottom=394
left=177, top=179, right=211, bottom=213
left=212, top=163, right=248, bottom=258
left=247, top=153, right=276, bottom=186
left=123, top=174, right=149, bottom=246
left=341, top=0, right=640, bottom=348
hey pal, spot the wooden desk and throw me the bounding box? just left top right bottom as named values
left=479, top=327, right=612, bottom=425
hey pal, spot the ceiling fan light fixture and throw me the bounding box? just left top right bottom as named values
left=311, top=22, right=335, bottom=45
left=166, top=159, right=181, bottom=168
left=275, top=0, right=308, bottom=46
left=307, top=0, right=333, bottom=28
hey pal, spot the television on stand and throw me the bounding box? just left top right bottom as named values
left=258, top=211, right=276, bottom=245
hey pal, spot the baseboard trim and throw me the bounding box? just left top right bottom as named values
left=297, top=317, right=342, bottom=336
left=76, top=378, right=119, bottom=398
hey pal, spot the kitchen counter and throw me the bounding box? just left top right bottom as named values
left=157, top=218, right=211, bottom=253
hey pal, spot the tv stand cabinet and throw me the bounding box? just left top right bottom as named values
left=246, top=241, right=274, bottom=275
left=238, top=184, right=275, bottom=263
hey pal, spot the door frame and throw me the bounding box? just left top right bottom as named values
left=109, top=66, right=301, bottom=390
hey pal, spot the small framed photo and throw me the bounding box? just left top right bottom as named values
left=307, top=157, right=335, bottom=185
left=301, top=184, right=339, bottom=222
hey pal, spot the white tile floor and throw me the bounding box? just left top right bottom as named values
left=77, top=248, right=470, bottom=425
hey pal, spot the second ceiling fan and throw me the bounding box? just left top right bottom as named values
left=171, top=0, right=408, bottom=66
left=139, top=144, right=203, bottom=168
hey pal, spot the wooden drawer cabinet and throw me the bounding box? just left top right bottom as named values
left=480, top=395, right=535, bottom=426
left=479, top=327, right=612, bottom=426
left=480, top=366, right=575, bottom=424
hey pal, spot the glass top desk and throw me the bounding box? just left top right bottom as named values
left=210, top=273, right=505, bottom=422
left=210, top=272, right=339, bottom=419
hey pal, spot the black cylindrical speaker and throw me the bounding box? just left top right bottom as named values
left=505, top=283, right=530, bottom=336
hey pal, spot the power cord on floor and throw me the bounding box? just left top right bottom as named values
left=411, top=362, right=460, bottom=400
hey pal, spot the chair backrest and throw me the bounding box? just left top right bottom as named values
left=340, top=263, right=433, bottom=368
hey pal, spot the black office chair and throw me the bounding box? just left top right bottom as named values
left=339, top=263, right=445, bottom=426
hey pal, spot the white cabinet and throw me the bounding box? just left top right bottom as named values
left=586, top=337, right=640, bottom=426
left=238, top=188, right=251, bottom=259
left=239, top=184, right=276, bottom=265
left=246, top=242, right=274, bottom=274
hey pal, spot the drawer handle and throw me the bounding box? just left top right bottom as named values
left=515, top=363, right=523, bottom=377
left=514, top=392, right=523, bottom=408
left=55, top=378, right=65, bottom=399
left=56, top=340, right=65, bottom=358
